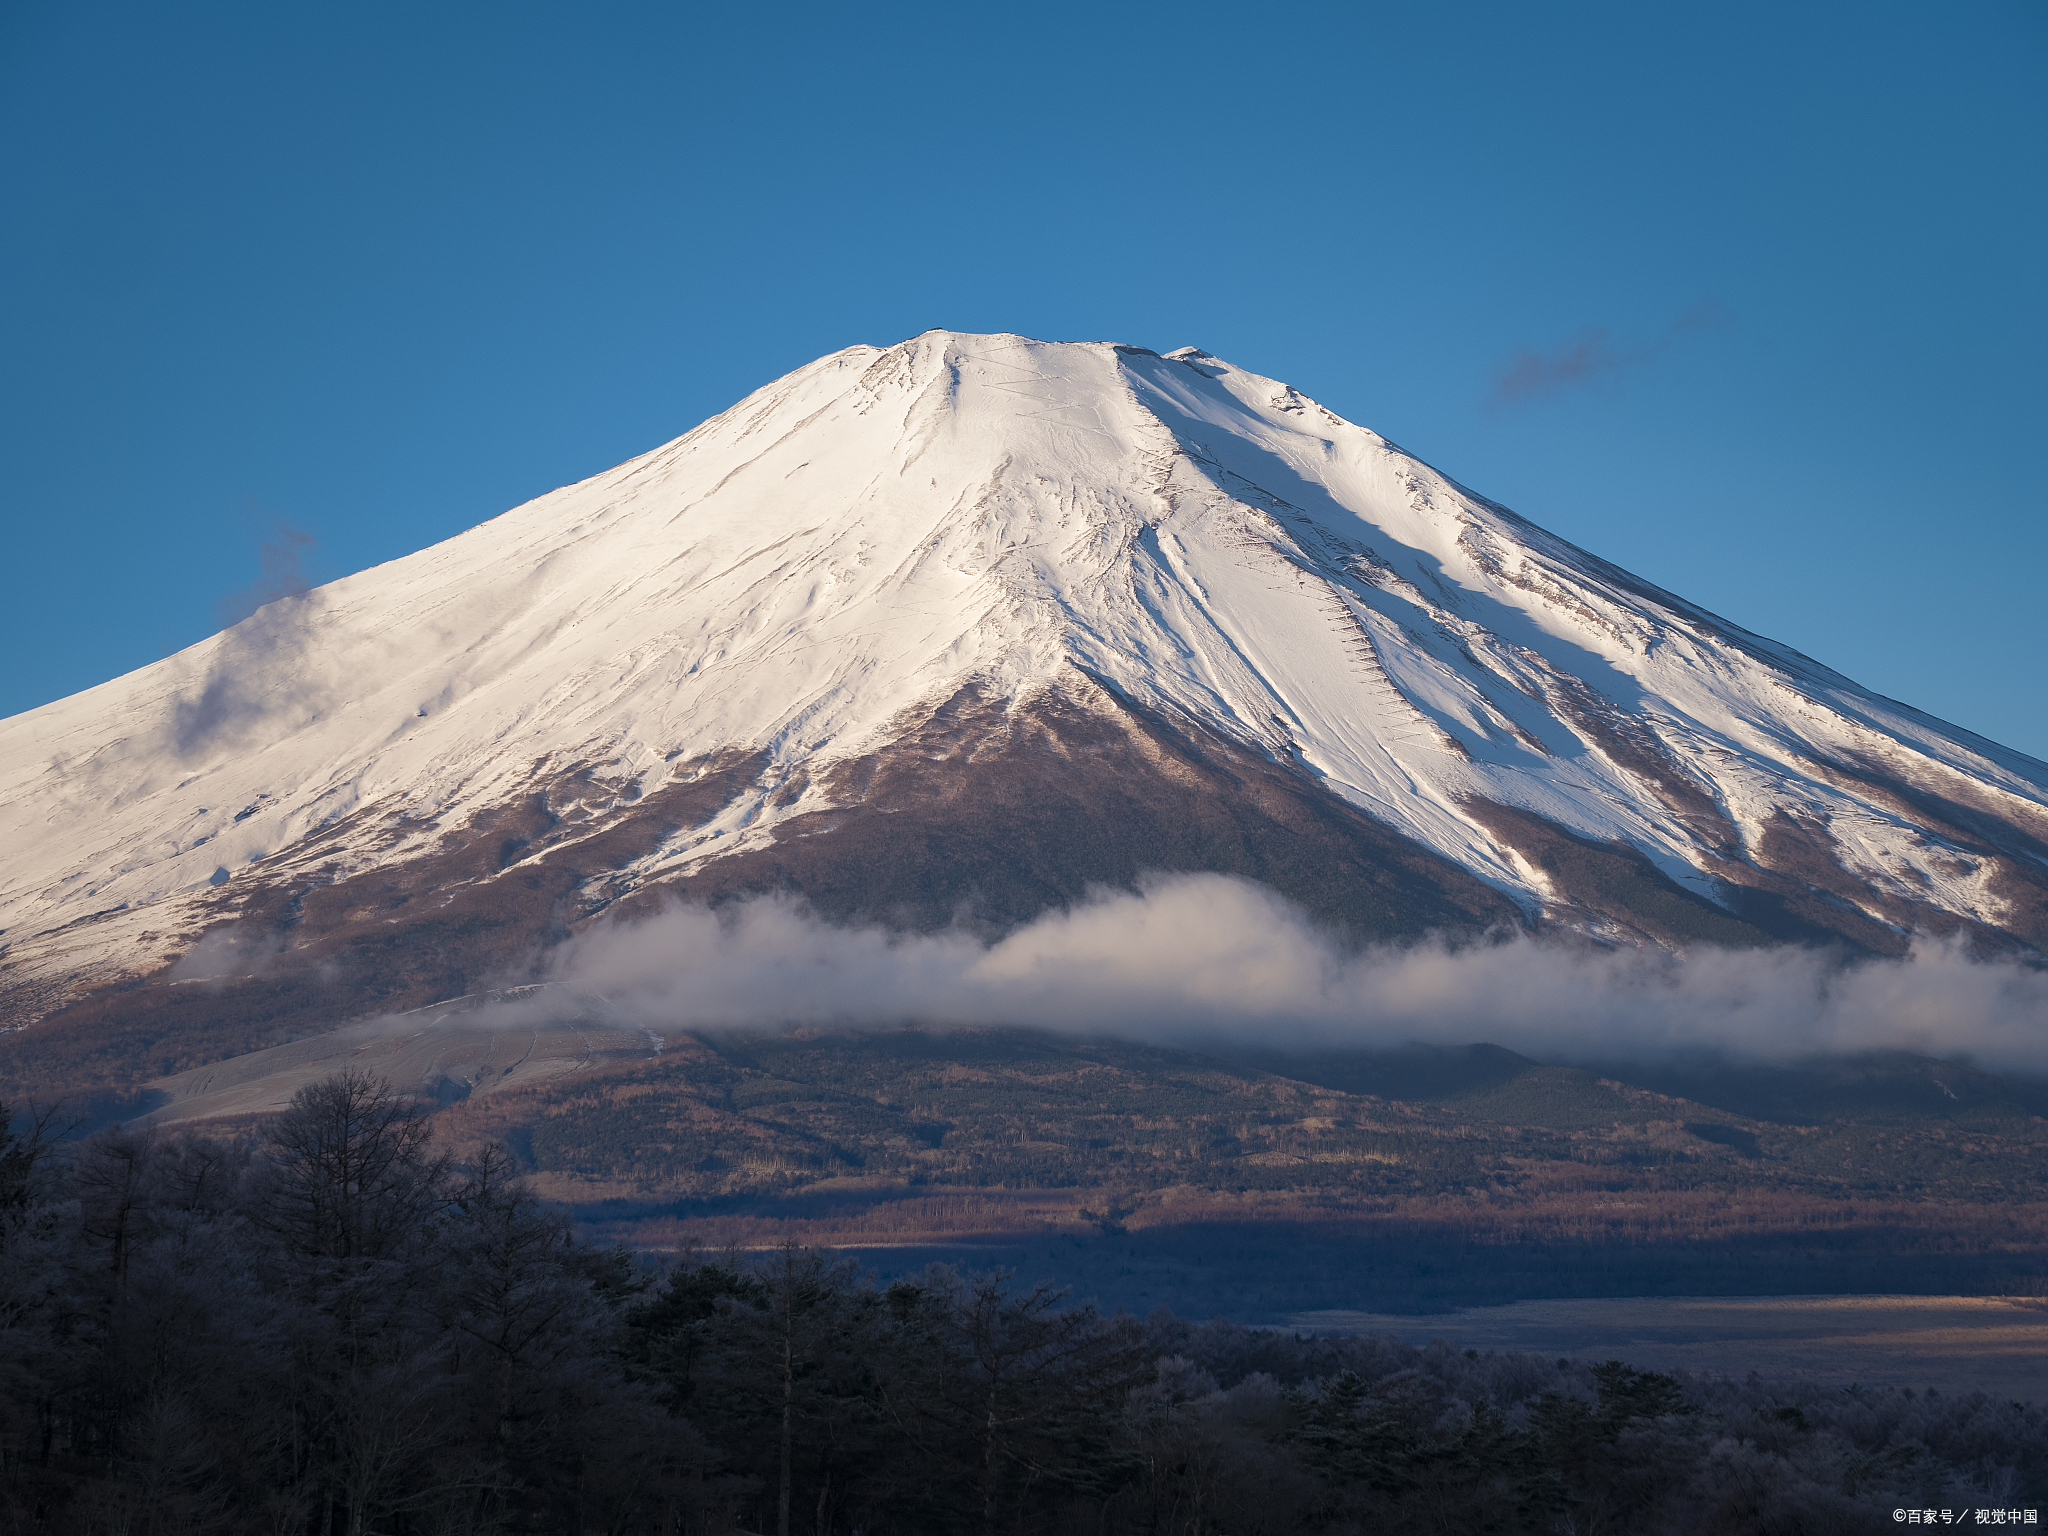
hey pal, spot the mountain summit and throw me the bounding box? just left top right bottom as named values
left=4, top=331, right=2045, bottom=1049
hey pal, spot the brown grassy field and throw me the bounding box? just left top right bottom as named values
left=1276, top=1293, right=2048, bottom=1398
left=413, top=1025, right=2048, bottom=1316
left=19, top=1018, right=2048, bottom=1318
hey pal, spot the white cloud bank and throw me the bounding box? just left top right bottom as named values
left=557, top=874, right=2048, bottom=1071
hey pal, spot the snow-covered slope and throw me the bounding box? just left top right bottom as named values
left=4, top=331, right=2046, bottom=1034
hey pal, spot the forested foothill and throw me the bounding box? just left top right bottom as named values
left=13, top=1024, right=2048, bottom=1318
left=2, top=1074, right=2043, bottom=1534
left=436, top=1028, right=2048, bottom=1317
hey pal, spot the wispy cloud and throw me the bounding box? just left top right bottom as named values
left=552, top=874, right=2048, bottom=1073
left=1489, top=301, right=1730, bottom=407
left=216, top=522, right=317, bottom=628
left=170, top=521, right=331, bottom=761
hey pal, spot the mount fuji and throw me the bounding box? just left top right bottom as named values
left=4, top=331, right=2046, bottom=1074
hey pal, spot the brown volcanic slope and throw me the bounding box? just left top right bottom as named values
left=6, top=332, right=2048, bottom=1107
left=8, top=676, right=2045, bottom=1109
left=2, top=681, right=1522, bottom=1100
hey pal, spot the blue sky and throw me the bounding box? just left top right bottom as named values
left=3, top=0, right=2043, bottom=758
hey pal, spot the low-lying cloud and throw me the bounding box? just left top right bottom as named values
left=167, top=922, right=288, bottom=984
left=556, top=874, right=2048, bottom=1072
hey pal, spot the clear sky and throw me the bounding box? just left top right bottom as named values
left=3, top=1, right=2043, bottom=758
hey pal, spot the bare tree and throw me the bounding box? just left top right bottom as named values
left=254, top=1069, right=450, bottom=1264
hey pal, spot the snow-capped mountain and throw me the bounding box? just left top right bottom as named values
left=4, top=331, right=2045, bottom=1049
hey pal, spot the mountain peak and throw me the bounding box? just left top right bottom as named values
left=4, top=333, right=2045, bottom=1043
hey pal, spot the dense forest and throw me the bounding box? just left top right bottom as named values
left=2, top=1073, right=2042, bottom=1535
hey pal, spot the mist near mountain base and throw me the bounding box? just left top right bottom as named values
left=557, top=873, right=2048, bottom=1072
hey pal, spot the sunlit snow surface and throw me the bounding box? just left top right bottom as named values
left=3, top=332, right=2043, bottom=975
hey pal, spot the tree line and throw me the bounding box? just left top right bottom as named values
left=2, top=1072, right=2042, bottom=1534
